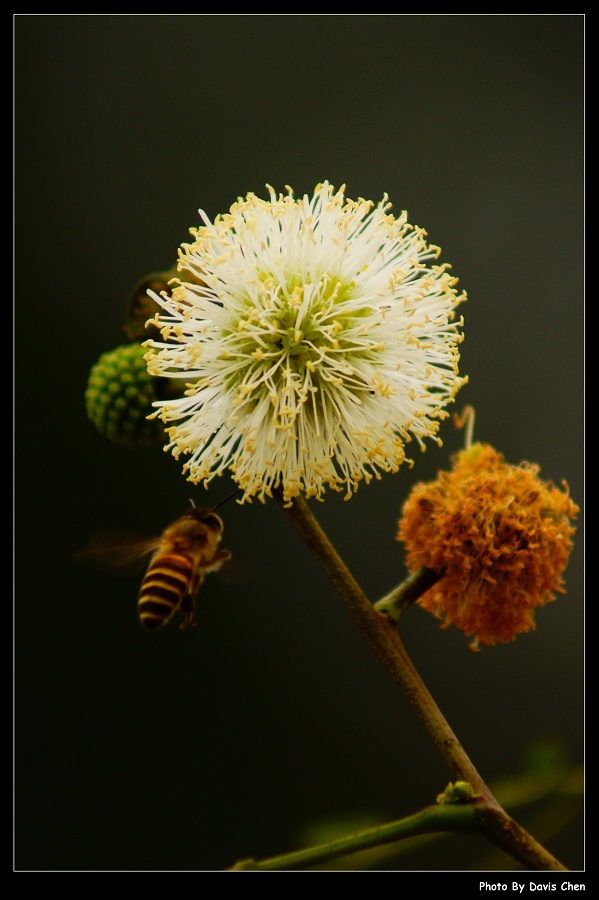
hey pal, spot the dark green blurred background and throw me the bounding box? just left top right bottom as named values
left=15, top=15, right=584, bottom=872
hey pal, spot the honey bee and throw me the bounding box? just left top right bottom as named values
left=136, top=505, right=232, bottom=631
left=77, top=498, right=235, bottom=631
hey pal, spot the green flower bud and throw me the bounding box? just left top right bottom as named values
left=436, top=781, right=477, bottom=805
left=85, top=343, right=165, bottom=447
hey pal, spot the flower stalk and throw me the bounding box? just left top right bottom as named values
left=374, top=566, right=442, bottom=621
left=230, top=803, right=482, bottom=871
left=274, top=489, right=567, bottom=871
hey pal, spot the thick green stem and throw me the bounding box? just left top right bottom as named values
left=274, top=490, right=566, bottom=872
left=230, top=804, right=479, bottom=871
left=229, top=765, right=582, bottom=871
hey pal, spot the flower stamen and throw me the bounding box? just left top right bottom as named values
left=146, top=182, right=466, bottom=503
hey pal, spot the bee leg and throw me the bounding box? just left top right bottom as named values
left=204, top=548, right=232, bottom=573
left=179, top=593, right=198, bottom=629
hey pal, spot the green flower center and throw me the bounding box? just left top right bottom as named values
left=220, top=273, right=376, bottom=404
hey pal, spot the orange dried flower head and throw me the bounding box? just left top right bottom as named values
left=397, top=443, right=579, bottom=650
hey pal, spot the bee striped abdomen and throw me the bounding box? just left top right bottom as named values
left=137, top=552, right=195, bottom=631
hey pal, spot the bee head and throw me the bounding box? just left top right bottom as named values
left=183, top=504, right=224, bottom=536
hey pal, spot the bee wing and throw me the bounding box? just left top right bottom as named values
left=74, top=531, right=161, bottom=572
left=212, top=553, right=261, bottom=586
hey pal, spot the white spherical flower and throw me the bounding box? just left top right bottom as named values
left=145, top=183, right=467, bottom=503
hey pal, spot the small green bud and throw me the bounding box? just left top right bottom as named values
left=85, top=343, right=166, bottom=447
left=436, top=781, right=476, bottom=805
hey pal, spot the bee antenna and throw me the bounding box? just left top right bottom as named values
left=212, top=487, right=242, bottom=511
left=188, top=497, right=198, bottom=508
